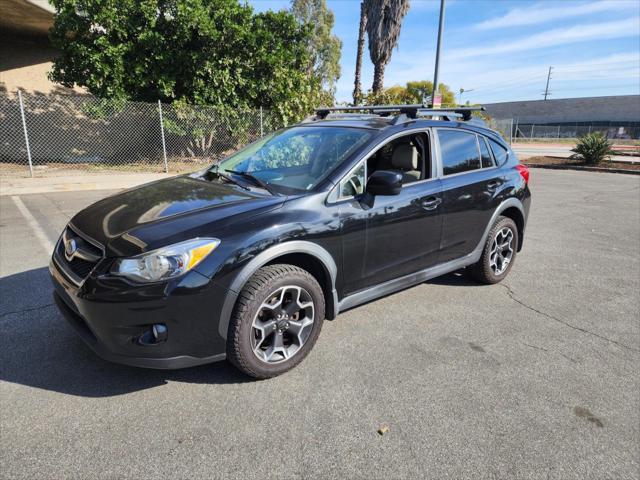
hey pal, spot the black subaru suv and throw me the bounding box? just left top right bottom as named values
left=50, top=105, right=531, bottom=378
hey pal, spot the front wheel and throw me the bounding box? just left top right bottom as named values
left=227, top=264, right=325, bottom=379
left=468, top=215, right=518, bottom=284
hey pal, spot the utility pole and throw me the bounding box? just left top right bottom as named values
left=543, top=66, right=553, bottom=100
left=432, top=0, right=446, bottom=108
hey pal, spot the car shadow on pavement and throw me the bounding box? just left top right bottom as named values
left=0, top=267, right=252, bottom=398
left=427, top=270, right=485, bottom=287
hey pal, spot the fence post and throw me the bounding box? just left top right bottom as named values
left=509, top=118, right=513, bottom=145
left=259, top=106, right=264, bottom=137
left=158, top=100, right=168, bottom=173
left=17, top=90, right=34, bottom=178
left=557, top=125, right=561, bottom=139
left=513, top=117, right=519, bottom=143
left=530, top=124, right=534, bottom=139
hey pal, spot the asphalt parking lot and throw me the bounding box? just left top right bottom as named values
left=1, top=169, right=639, bottom=480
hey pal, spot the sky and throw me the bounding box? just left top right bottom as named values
left=249, top=0, right=640, bottom=105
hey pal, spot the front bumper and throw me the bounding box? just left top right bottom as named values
left=50, top=259, right=230, bottom=369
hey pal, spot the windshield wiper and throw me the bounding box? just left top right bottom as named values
left=211, top=169, right=250, bottom=191
left=225, top=169, right=278, bottom=195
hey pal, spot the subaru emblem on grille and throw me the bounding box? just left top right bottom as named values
left=64, top=238, right=78, bottom=260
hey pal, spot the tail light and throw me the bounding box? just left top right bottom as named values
left=515, top=164, right=529, bottom=184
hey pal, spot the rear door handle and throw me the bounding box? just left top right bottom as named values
left=421, top=196, right=442, bottom=210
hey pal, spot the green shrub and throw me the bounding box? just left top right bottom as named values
left=571, top=133, right=614, bottom=164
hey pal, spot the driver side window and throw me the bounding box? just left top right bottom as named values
left=338, top=131, right=429, bottom=199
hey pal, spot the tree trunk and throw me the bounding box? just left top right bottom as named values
left=372, top=61, right=385, bottom=94
left=352, top=2, right=367, bottom=105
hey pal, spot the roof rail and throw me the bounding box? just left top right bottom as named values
left=314, top=105, right=485, bottom=122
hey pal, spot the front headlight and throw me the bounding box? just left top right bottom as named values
left=111, top=238, right=220, bottom=282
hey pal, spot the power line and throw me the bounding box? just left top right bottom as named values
left=472, top=74, right=547, bottom=92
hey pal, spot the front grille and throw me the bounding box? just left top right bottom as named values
left=54, top=225, right=104, bottom=285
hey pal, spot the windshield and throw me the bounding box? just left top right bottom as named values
left=213, top=126, right=373, bottom=193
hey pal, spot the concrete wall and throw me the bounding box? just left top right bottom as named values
left=0, top=36, right=86, bottom=95
left=484, top=95, right=640, bottom=124
left=0, top=0, right=85, bottom=95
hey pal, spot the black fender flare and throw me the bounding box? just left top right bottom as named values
left=217, top=241, right=339, bottom=339
left=470, top=198, right=526, bottom=261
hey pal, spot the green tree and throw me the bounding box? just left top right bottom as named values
left=364, top=0, right=410, bottom=94
left=406, top=80, right=456, bottom=106
left=363, top=80, right=456, bottom=106
left=291, top=0, right=342, bottom=101
left=49, top=0, right=318, bottom=124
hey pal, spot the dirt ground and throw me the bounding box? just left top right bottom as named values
left=524, top=156, right=640, bottom=171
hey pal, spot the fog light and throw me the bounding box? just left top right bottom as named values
left=137, top=323, right=168, bottom=345
left=152, top=323, right=168, bottom=342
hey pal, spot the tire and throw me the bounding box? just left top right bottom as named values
left=468, top=215, right=518, bottom=285
left=226, top=264, right=325, bottom=379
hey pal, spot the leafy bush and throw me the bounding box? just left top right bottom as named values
left=571, top=133, right=614, bottom=164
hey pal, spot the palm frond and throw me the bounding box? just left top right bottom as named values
left=364, top=0, right=410, bottom=65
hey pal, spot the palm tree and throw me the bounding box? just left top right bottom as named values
left=364, top=0, right=410, bottom=94
left=352, top=1, right=367, bottom=105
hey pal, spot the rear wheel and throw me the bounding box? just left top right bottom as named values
left=227, top=264, right=325, bottom=379
left=468, top=216, right=518, bottom=284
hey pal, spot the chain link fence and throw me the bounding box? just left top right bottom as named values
left=488, top=118, right=514, bottom=144
left=4, top=92, right=637, bottom=178
left=0, top=92, right=284, bottom=177
left=510, top=122, right=640, bottom=142
left=483, top=118, right=640, bottom=144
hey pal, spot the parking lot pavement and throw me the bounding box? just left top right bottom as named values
left=1, top=169, right=638, bottom=480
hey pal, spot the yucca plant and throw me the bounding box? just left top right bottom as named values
left=571, top=133, right=614, bottom=165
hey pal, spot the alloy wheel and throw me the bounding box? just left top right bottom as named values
left=490, top=227, right=514, bottom=275
left=251, top=285, right=315, bottom=364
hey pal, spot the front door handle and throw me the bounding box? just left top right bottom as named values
left=421, top=196, right=442, bottom=210
left=487, top=180, right=502, bottom=191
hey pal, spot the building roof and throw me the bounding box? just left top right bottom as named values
left=484, top=95, right=640, bottom=124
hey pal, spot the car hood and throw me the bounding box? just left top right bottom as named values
left=70, top=175, right=285, bottom=257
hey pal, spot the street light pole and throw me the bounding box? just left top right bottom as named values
left=432, top=0, right=446, bottom=108
left=459, top=88, right=474, bottom=106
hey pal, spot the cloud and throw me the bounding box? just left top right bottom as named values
left=449, top=18, right=640, bottom=60
left=474, top=0, right=639, bottom=30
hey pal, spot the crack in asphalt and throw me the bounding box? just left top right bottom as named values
left=521, top=342, right=548, bottom=352
left=0, top=303, right=55, bottom=321
left=502, top=284, right=639, bottom=354
left=521, top=341, right=577, bottom=364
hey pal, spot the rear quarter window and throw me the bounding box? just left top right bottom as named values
left=478, top=136, right=494, bottom=168
left=488, top=138, right=509, bottom=166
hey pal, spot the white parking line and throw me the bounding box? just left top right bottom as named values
left=11, top=195, right=55, bottom=255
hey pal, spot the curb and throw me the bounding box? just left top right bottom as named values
left=524, top=164, right=640, bottom=176
left=0, top=173, right=172, bottom=196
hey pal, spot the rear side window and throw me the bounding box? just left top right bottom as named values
left=437, top=130, right=481, bottom=175
left=488, top=139, right=509, bottom=166
left=478, top=136, right=495, bottom=168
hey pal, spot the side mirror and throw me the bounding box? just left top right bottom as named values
left=366, top=170, right=403, bottom=196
